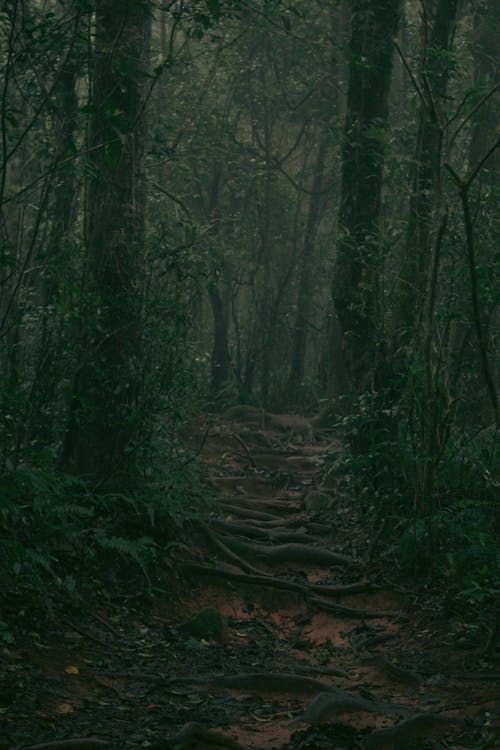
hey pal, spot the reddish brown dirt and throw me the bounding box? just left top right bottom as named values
left=2, top=415, right=499, bottom=750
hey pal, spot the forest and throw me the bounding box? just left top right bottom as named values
left=0, top=0, right=499, bottom=747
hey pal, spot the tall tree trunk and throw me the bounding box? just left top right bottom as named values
left=332, top=0, right=402, bottom=393
left=397, top=0, right=459, bottom=340
left=467, top=0, right=500, bottom=423
left=61, top=0, right=151, bottom=482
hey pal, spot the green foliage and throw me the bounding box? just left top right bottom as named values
left=324, top=390, right=500, bottom=634
left=0, top=455, right=204, bottom=605
left=323, top=390, right=412, bottom=514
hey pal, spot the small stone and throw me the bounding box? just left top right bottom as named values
left=179, top=607, right=229, bottom=644
left=304, top=490, right=335, bottom=513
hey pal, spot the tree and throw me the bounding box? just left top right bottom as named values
left=331, top=0, right=402, bottom=394
left=61, top=0, right=152, bottom=481
left=397, top=0, right=459, bottom=340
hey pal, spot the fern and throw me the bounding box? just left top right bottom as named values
left=0, top=444, right=205, bottom=605
left=93, top=529, right=157, bottom=581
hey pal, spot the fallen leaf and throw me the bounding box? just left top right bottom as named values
left=65, top=665, right=80, bottom=675
left=57, top=703, right=75, bottom=713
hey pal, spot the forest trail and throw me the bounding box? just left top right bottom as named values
left=6, top=413, right=499, bottom=750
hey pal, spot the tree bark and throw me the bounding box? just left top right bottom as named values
left=289, top=130, right=328, bottom=395
left=397, top=0, right=459, bottom=340
left=468, top=0, right=500, bottom=167
left=332, top=0, right=402, bottom=393
left=31, top=6, right=82, bottom=444
left=61, top=0, right=151, bottom=481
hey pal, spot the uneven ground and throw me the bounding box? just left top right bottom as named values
left=2, top=413, right=499, bottom=750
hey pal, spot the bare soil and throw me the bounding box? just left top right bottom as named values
left=2, top=414, right=499, bottom=750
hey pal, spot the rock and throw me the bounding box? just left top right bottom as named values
left=179, top=607, right=229, bottom=644
left=304, top=490, right=335, bottom=513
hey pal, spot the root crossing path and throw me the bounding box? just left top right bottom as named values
left=7, top=413, right=499, bottom=750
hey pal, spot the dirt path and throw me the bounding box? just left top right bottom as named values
left=3, top=414, right=499, bottom=749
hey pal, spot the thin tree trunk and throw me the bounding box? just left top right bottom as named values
left=289, top=131, right=328, bottom=395
left=31, top=8, right=82, bottom=444
left=208, top=282, right=231, bottom=396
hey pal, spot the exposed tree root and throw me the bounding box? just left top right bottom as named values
left=20, top=742, right=109, bottom=750
left=163, top=722, right=250, bottom=750
left=223, top=515, right=330, bottom=536
left=218, top=514, right=306, bottom=530
left=215, top=503, right=284, bottom=522
left=175, top=677, right=417, bottom=727
left=360, top=653, right=423, bottom=686
left=311, top=594, right=402, bottom=619
left=306, top=522, right=330, bottom=535
left=229, top=432, right=256, bottom=467
left=361, top=713, right=466, bottom=750
left=214, top=495, right=301, bottom=512
left=182, top=563, right=375, bottom=604
left=218, top=535, right=354, bottom=566
left=291, top=688, right=414, bottom=726
left=191, top=521, right=264, bottom=576
left=209, top=476, right=280, bottom=494
left=211, top=518, right=312, bottom=544
left=177, top=671, right=332, bottom=695
left=250, top=453, right=317, bottom=471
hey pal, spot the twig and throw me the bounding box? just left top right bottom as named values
left=230, top=432, right=256, bottom=467
left=152, top=181, right=192, bottom=217
left=62, top=619, right=108, bottom=647
left=91, top=611, right=121, bottom=638
left=394, top=41, right=425, bottom=107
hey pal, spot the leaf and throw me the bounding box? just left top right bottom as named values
left=57, top=703, right=75, bottom=713
left=65, top=665, right=80, bottom=675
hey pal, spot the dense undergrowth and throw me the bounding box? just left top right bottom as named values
left=0, top=434, right=207, bottom=642
left=322, top=391, right=500, bottom=646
